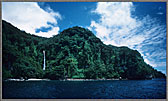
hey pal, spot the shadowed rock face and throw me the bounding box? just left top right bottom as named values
left=2, top=20, right=166, bottom=80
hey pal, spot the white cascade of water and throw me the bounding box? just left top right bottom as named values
left=43, top=50, right=45, bottom=70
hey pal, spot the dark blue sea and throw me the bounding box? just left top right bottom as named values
left=2, top=78, right=166, bottom=99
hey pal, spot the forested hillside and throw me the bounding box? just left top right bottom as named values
left=2, top=20, right=166, bottom=80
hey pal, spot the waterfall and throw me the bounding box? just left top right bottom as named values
left=43, top=50, right=45, bottom=70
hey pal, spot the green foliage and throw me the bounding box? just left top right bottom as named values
left=2, top=20, right=166, bottom=80
left=2, top=69, right=13, bottom=80
left=44, top=65, right=64, bottom=80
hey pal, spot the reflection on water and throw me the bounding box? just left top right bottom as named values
left=2, top=78, right=166, bottom=99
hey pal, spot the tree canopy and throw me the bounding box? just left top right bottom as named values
left=2, top=20, right=166, bottom=80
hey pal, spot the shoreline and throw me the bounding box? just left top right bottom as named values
left=64, top=78, right=121, bottom=81
left=4, top=78, right=158, bottom=81
left=4, top=78, right=126, bottom=81
left=5, top=77, right=161, bottom=81
left=4, top=78, right=50, bottom=81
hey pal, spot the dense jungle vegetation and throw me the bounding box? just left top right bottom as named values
left=2, top=20, right=166, bottom=80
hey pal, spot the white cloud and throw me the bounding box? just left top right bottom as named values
left=2, top=2, right=61, bottom=38
left=92, top=2, right=136, bottom=28
left=144, top=58, right=157, bottom=67
left=90, top=2, right=166, bottom=73
left=90, top=2, right=143, bottom=47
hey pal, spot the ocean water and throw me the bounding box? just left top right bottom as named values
left=2, top=78, right=166, bottom=99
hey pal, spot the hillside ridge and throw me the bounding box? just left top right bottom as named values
left=2, top=20, right=166, bottom=80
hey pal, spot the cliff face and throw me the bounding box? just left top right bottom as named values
left=2, top=20, right=166, bottom=80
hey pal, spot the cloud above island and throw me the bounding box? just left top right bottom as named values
left=2, top=2, right=61, bottom=38
left=89, top=2, right=166, bottom=74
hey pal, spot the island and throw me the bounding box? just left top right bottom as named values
left=2, top=20, right=166, bottom=81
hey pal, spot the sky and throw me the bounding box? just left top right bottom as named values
left=2, top=2, right=167, bottom=74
